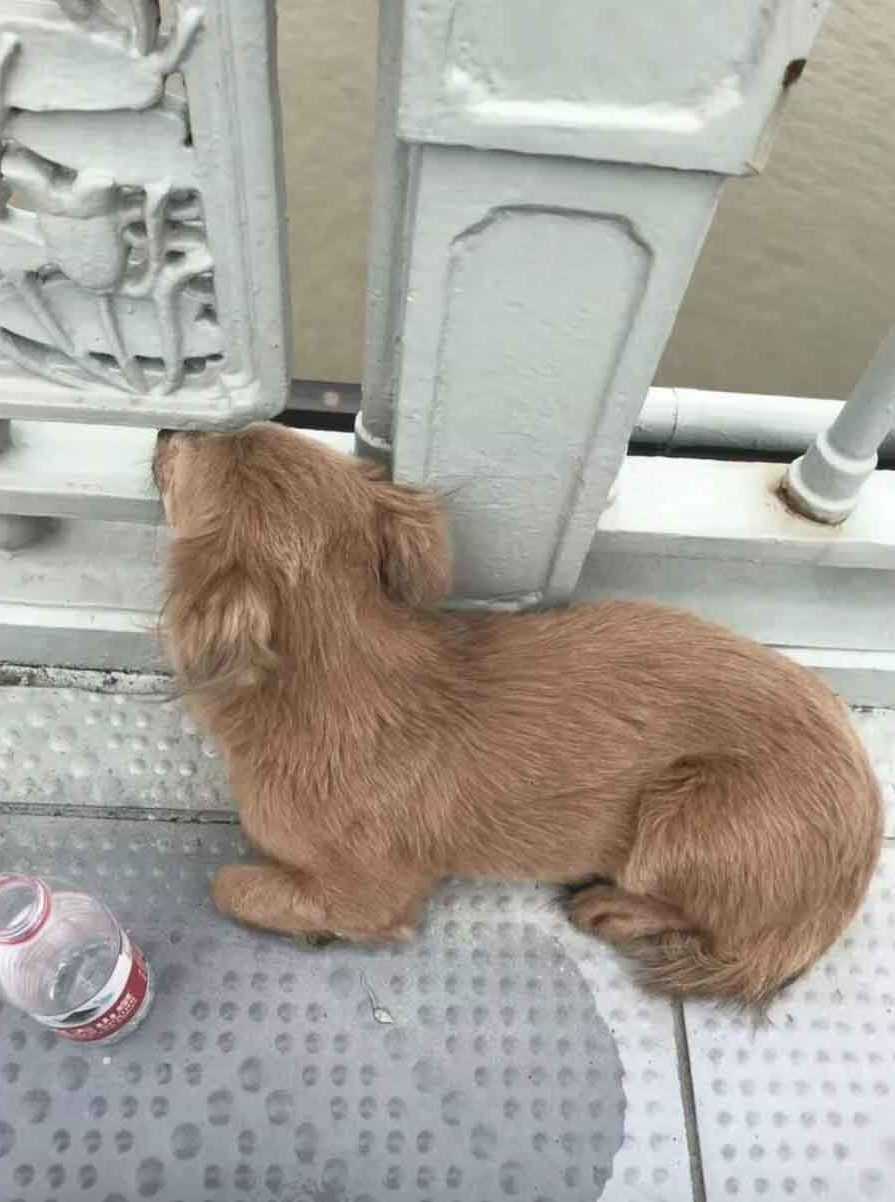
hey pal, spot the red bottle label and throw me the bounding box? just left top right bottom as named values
left=54, top=942, right=150, bottom=1043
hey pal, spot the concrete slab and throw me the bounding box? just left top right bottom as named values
left=3, top=674, right=893, bottom=1201
left=0, top=815, right=692, bottom=1202
left=0, top=681, right=230, bottom=815
left=685, top=846, right=895, bottom=1202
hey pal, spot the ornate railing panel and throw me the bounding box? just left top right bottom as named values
left=0, top=0, right=290, bottom=429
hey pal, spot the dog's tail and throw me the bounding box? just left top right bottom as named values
left=621, top=918, right=835, bottom=1009
left=566, top=876, right=853, bottom=1009
left=606, top=748, right=883, bottom=1010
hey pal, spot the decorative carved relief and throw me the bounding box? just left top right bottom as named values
left=0, top=0, right=222, bottom=397
left=0, top=1, right=202, bottom=113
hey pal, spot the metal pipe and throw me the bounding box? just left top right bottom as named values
left=633, top=387, right=888, bottom=456
left=782, top=328, right=895, bottom=523
left=356, top=0, right=408, bottom=465
left=296, top=382, right=895, bottom=462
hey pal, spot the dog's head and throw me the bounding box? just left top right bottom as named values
left=153, top=424, right=450, bottom=690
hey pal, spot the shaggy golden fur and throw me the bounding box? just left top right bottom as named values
left=154, top=423, right=882, bottom=1005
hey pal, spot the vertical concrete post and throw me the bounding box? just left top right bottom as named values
left=360, top=0, right=832, bottom=604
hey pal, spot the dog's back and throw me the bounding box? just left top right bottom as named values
left=445, top=601, right=883, bottom=1005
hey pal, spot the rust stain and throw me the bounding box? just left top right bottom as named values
left=782, top=57, right=807, bottom=88
left=774, top=476, right=849, bottom=529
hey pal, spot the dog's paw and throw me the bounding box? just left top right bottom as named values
left=558, top=873, right=616, bottom=902
left=296, top=931, right=339, bottom=949
left=211, top=864, right=257, bottom=916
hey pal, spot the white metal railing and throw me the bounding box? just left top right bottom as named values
left=2, top=0, right=895, bottom=704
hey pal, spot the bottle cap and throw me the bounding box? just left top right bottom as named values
left=0, top=875, right=51, bottom=945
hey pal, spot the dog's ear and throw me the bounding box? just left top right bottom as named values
left=374, top=480, right=451, bottom=607
left=165, top=542, right=278, bottom=690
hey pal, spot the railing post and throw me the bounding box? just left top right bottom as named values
left=360, top=0, right=832, bottom=605
left=783, top=329, right=895, bottom=524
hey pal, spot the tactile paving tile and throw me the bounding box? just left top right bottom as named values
left=0, top=686, right=231, bottom=813
left=685, top=845, right=895, bottom=1202
left=0, top=815, right=691, bottom=1202
left=4, top=677, right=892, bottom=837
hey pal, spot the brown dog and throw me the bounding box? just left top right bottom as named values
left=154, top=423, right=882, bottom=1005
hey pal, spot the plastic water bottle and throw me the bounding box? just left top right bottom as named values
left=0, top=875, right=153, bottom=1044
